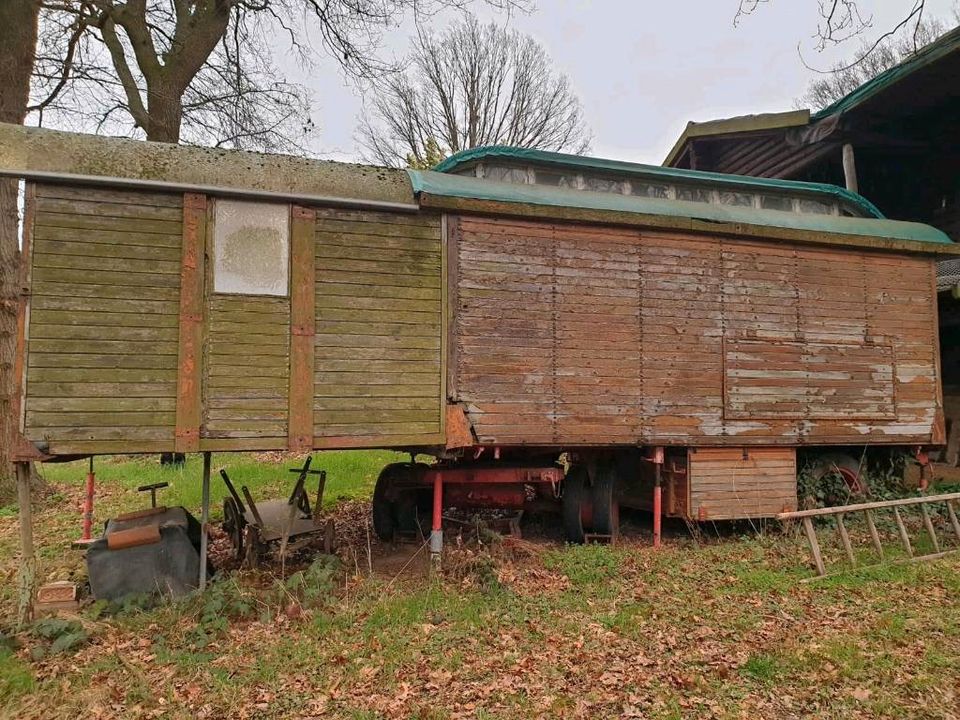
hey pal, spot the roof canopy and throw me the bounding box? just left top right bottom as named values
left=663, top=25, right=960, bottom=175
left=433, top=144, right=883, bottom=217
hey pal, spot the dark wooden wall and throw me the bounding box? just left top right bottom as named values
left=450, top=215, right=941, bottom=447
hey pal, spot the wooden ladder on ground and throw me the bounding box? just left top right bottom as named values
left=777, top=492, right=960, bottom=579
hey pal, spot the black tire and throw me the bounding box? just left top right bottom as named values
left=591, top=462, right=620, bottom=538
left=372, top=465, right=399, bottom=541
left=563, top=464, right=589, bottom=543
left=371, top=463, right=423, bottom=541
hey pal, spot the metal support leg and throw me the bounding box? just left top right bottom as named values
left=199, top=452, right=211, bottom=591
left=16, top=462, right=35, bottom=628
left=430, top=469, right=443, bottom=570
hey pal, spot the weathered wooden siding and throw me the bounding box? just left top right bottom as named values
left=25, top=184, right=183, bottom=454
left=453, top=216, right=940, bottom=446
left=688, top=447, right=797, bottom=520
left=313, top=209, right=444, bottom=445
left=202, top=294, right=290, bottom=441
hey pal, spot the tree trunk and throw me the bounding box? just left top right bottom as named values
left=145, top=83, right=184, bottom=143
left=0, top=0, right=41, bottom=504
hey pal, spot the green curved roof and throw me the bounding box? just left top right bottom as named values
left=432, top=145, right=885, bottom=218
left=409, top=168, right=953, bottom=247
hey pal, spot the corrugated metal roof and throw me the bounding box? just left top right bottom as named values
left=409, top=168, right=954, bottom=248
left=432, top=145, right=884, bottom=217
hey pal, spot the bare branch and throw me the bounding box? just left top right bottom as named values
left=359, top=14, right=590, bottom=168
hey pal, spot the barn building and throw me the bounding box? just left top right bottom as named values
left=662, top=25, right=960, bottom=463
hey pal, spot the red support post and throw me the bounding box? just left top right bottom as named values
left=81, top=457, right=95, bottom=543
left=430, top=469, right=443, bottom=564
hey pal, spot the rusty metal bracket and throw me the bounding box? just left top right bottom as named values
left=9, top=433, right=53, bottom=463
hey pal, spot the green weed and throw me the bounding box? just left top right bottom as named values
left=740, top=653, right=782, bottom=683
left=0, top=647, right=34, bottom=703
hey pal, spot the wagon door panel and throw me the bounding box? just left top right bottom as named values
left=202, top=200, right=291, bottom=445
left=312, top=209, right=444, bottom=446
left=453, top=217, right=644, bottom=444
left=688, top=447, right=797, bottom=520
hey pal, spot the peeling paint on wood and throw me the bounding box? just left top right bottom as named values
left=453, top=216, right=940, bottom=447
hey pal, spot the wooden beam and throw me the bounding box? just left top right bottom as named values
left=893, top=507, right=914, bottom=557
left=11, top=184, right=35, bottom=442
left=802, top=516, right=827, bottom=576
left=174, top=193, right=207, bottom=452
left=288, top=205, right=316, bottom=452
left=842, top=143, right=858, bottom=194
left=779, top=491, right=960, bottom=519
left=16, top=461, right=34, bottom=627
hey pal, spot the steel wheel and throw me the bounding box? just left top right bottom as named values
left=222, top=497, right=244, bottom=560
left=814, top=452, right=867, bottom=504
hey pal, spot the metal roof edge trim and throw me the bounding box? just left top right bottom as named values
left=409, top=169, right=954, bottom=249
left=0, top=122, right=416, bottom=206
left=431, top=145, right=883, bottom=218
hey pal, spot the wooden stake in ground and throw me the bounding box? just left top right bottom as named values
left=16, top=460, right=34, bottom=627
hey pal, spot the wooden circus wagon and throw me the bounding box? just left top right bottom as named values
left=2, top=124, right=956, bottom=550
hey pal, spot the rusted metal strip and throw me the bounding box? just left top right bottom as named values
left=174, top=193, right=207, bottom=452
left=288, top=205, right=316, bottom=451
left=444, top=403, right=474, bottom=449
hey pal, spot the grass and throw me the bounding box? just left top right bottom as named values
left=1, top=453, right=959, bottom=719
left=37, top=449, right=406, bottom=520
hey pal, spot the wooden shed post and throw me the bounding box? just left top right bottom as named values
left=174, top=193, right=207, bottom=453
left=842, top=144, right=858, bottom=194
left=653, top=447, right=664, bottom=548
left=16, top=461, right=34, bottom=628
left=288, top=206, right=316, bottom=451
left=199, top=451, right=211, bottom=591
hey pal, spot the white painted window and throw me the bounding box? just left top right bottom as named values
left=213, top=200, right=289, bottom=296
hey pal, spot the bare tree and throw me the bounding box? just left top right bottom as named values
left=32, top=1, right=312, bottom=149
left=31, top=1, right=529, bottom=150
left=797, top=14, right=950, bottom=110
left=359, top=15, right=591, bottom=168
left=736, top=1, right=935, bottom=67
left=0, top=0, right=42, bottom=504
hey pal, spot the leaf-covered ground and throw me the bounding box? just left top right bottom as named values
left=1, top=454, right=959, bottom=719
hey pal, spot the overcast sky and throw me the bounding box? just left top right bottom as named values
left=282, top=0, right=956, bottom=165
